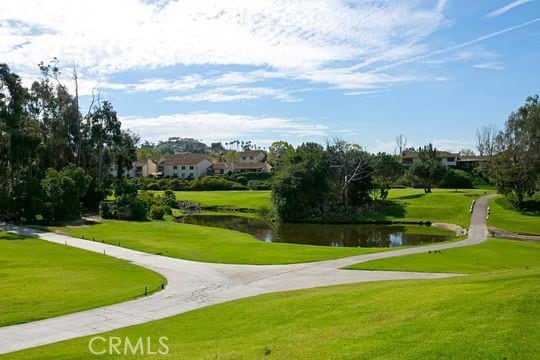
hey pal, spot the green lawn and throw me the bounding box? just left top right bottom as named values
left=356, top=188, right=495, bottom=227
left=347, top=238, right=540, bottom=273
left=6, top=269, right=538, bottom=359
left=151, top=190, right=271, bottom=210
left=0, top=232, right=164, bottom=327
left=488, top=195, right=540, bottom=235
left=56, top=220, right=387, bottom=265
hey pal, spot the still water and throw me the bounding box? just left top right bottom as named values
left=180, top=215, right=452, bottom=247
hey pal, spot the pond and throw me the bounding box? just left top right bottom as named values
left=179, top=215, right=453, bottom=247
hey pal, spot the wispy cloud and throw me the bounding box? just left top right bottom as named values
left=473, top=62, right=505, bottom=70
left=163, top=86, right=301, bottom=103
left=120, top=112, right=328, bottom=143
left=486, top=0, right=531, bottom=18
left=0, top=0, right=447, bottom=92
left=372, top=17, right=540, bottom=72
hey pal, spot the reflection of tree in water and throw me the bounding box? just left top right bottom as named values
left=181, top=216, right=451, bottom=248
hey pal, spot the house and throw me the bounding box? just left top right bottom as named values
left=208, top=162, right=230, bottom=175
left=208, top=161, right=272, bottom=175
left=109, top=159, right=157, bottom=178
left=128, top=159, right=157, bottom=178
left=235, top=162, right=272, bottom=173
left=455, top=156, right=489, bottom=170
left=401, top=151, right=488, bottom=169
left=401, top=151, right=459, bottom=167
left=238, top=150, right=266, bottom=164
left=157, top=153, right=212, bottom=179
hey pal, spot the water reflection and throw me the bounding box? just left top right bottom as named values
left=179, top=215, right=452, bottom=248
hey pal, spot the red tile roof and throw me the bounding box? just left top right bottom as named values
left=159, top=153, right=210, bottom=166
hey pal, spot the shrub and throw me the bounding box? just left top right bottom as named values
left=440, top=169, right=474, bottom=189
left=99, top=201, right=114, bottom=219
left=148, top=204, right=172, bottom=220
left=146, top=182, right=161, bottom=191
left=169, top=179, right=189, bottom=191
left=190, top=176, right=248, bottom=190
left=247, top=180, right=272, bottom=190
left=163, top=190, right=177, bottom=207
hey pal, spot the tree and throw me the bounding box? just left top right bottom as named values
left=395, top=134, right=408, bottom=155
left=475, top=124, right=497, bottom=157
left=0, top=64, right=40, bottom=190
left=210, top=142, right=226, bottom=154
left=459, top=148, right=475, bottom=156
left=409, top=144, right=447, bottom=193
left=372, top=153, right=404, bottom=200
left=268, top=141, right=293, bottom=171
left=87, top=100, right=122, bottom=184
left=490, top=95, right=539, bottom=206
left=224, top=150, right=240, bottom=173
left=326, top=139, right=372, bottom=212
left=272, top=143, right=330, bottom=221
left=41, top=165, right=91, bottom=222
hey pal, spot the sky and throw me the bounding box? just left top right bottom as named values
left=1, top=0, right=539, bottom=154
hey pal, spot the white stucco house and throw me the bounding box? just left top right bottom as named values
left=157, top=153, right=212, bottom=179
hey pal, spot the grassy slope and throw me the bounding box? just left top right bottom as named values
left=57, top=221, right=387, bottom=265
left=150, top=190, right=272, bottom=209
left=0, top=232, right=164, bottom=327
left=347, top=238, right=540, bottom=273
left=6, top=270, right=538, bottom=359
left=488, top=195, right=540, bottom=235
left=356, top=188, right=494, bottom=227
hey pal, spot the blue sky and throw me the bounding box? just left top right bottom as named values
left=1, top=0, right=539, bottom=153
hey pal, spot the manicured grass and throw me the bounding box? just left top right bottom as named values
left=488, top=195, right=540, bottom=235
left=356, top=188, right=495, bottom=227
left=57, top=220, right=387, bottom=265
left=151, top=190, right=271, bottom=210
left=6, top=268, right=538, bottom=359
left=347, top=238, right=540, bottom=273
left=0, top=232, right=164, bottom=327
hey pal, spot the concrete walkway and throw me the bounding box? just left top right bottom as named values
left=0, top=195, right=494, bottom=355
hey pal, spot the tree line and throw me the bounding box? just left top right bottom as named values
left=0, top=62, right=137, bottom=223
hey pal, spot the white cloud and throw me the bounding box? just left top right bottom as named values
left=473, top=62, right=505, bottom=70
left=486, top=0, right=531, bottom=18
left=120, top=112, right=328, bottom=143
left=0, top=0, right=448, bottom=91
left=163, top=86, right=300, bottom=103
left=432, top=139, right=474, bottom=152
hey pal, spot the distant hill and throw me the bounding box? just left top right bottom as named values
left=157, top=137, right=209, bottom=154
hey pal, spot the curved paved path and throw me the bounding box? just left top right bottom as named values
left=0, top=195, right=494, bottom=355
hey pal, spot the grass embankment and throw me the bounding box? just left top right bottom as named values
left=347, top=238, right=540, bottom=273
left=0, top=232, right=164, bottom=327
left=151, top=190, right=271, bottom=210
left=488, top=195, right=540, bottom=235
left=356, top=188, right=494, bottom=227
left=57, top=221, right=387, bottom=265
left=7, top=239, right=539, bottom=359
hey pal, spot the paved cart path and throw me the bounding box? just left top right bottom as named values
left=0, top=195, right=494, bottom=355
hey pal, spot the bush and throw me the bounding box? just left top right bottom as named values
left=189, top=176, right=248, bottom=190
left=146, top=182, right=161, bottom=191
left=116, top=195, right=149, bottom=221
left=148, top=204, right=172, bottom=220
left=162, top=190, right=177, bottom=207
left=169, top=179, right=189, bottom=191
left=440, top=169, right=474, bottom=189
left=247, top=180, right=272, bottom=190
left=99, top=201, right=114, bottom=219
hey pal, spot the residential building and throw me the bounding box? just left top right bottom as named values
left=238, top=150, right=266, bottom=164
left=401, top=151, right=459, bottom=167
left=401, top=151, right=488, bottom=169
left=109, top=159, right=157, bottom=178
left=157, top=153, right=212, bottom=179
